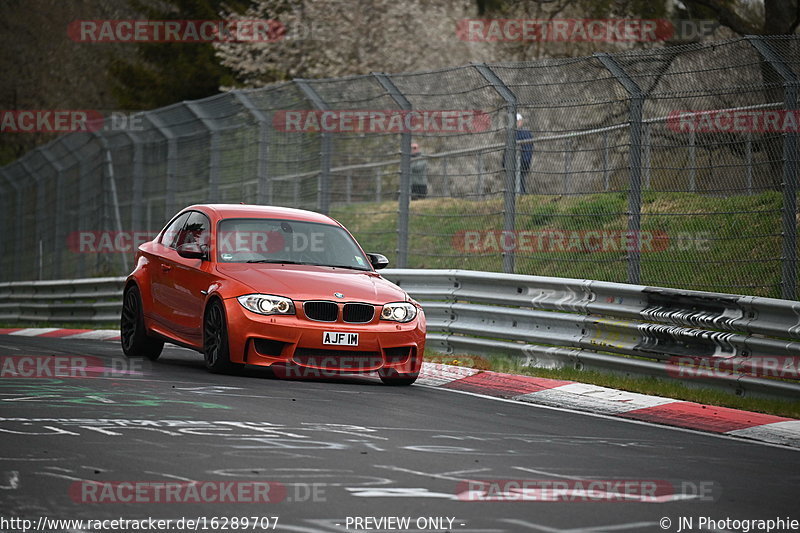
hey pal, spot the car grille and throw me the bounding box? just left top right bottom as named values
left=293, top=348, right=382, bottom=370
left=303, top=301, right=338, bottom=322
left=302, top=301, right=376, bottom=323
left=343, top=303, right=374, bottom=323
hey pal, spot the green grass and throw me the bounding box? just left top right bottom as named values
left=426, top=352, right=800, bottom=419
left=332, top=190, right=795, bottom=298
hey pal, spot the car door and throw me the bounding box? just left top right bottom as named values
left=166, top=210, right=215, bottom=346
left=149, top=211, right=190, bottom=330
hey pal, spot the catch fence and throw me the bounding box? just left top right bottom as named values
left=1, top=35, right=798, bottom=298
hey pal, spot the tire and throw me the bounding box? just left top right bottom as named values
left=120, top=285, right=164, bottom=361
left=378, top=367, right=418, bottom=386
left=203, top=300, right=243, bottom=374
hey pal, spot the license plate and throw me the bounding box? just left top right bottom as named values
left=323, top=331, right=359, bottom=346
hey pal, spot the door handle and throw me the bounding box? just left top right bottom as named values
left=161, top=264, right=172, bottom=273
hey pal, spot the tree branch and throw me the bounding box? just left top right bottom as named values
left=674, top=0, right=761, bottom=35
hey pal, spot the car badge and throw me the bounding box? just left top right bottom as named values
left=334, top=292, right=344, bottom=299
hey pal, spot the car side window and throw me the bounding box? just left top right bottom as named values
left=177, top=211, right=211, bottom=249
left=160, top=212, right=190, bottom=249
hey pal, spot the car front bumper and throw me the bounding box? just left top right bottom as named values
left=223, top=297, right=426, bottom=375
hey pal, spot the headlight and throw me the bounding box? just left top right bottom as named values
left=237, top=294, right=295, bottom=316
left=380, top=302, right=417, bottom=323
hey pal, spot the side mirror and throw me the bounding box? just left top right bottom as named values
left=177, top=243, right=207, bottom=260
left=367, top=253, right=389, bottom=270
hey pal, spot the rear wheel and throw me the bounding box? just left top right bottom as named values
left=120, top=285, right=163, bottom=361
left=203, top=300, right=243, bottom=374
left=378, top=367, right=418, bottom=386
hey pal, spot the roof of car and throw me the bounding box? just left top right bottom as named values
left=185, top=204, right=338, bottom=225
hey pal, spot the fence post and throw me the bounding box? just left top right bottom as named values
left=477, top=151, right=484, bottom=198
left=748, top=36, right=798, bottom=300
left=642, top=122, right=652, bottom=190
left=475, top=64, right=517, bottom=274
left=77, top=154, right=92, bottom=278
left=145, top=112, right=178, bottom=220
left=745, top=130, right=753, bottom=195
left=186, top=101, right=221, bottom=203
left=688, top=128, right=697, bottom=192
left=20, top=159, right=45, bottom=280
left=40, top=149, right=67, bottom=279
left=563, top=138, right=573, bottom=194
left=602, top=131, right=610, bottom=191
left=233, top=90, right=271, bottom=204
left=124, top=130, right=145, bottom=232
left=295, top=79, right=331, bottom=214
left=91, top=132, right=129, bottom=275
left=0, top=169, right=18, bottom=279
left=596, top=52, right=644, bottom=285
left=373, top=72, right=412, bottom=268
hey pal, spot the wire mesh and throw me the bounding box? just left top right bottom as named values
left=0, top=35, right=797, bottom=299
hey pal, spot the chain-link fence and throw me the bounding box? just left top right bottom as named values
left=1, top=35, right=798, bottom=299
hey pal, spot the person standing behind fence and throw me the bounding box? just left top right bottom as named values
left=515, top=113, right=533, bottom=194
left=410, top=142, right=428, bottom=200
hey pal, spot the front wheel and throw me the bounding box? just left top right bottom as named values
left=120, top=285, right=163, bottom=361
left=378, top=367, right=418, bottom=386
left=203, top=301, right=243, bottom=374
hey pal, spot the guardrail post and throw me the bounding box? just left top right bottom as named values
left=475, top=64, right=517, bottom=274
left=145, top=112, right=178, bottom=220
left=233, top=90, right=272, bottom=204
left=596, top=53, right=644, bottom=285
left=747, top=36, right=798, bottom=300
left=295, top=80, right=331, bottom=214
left=373, top=72, right=412, bottom=268
left=185, top=101, right=221, bottom=202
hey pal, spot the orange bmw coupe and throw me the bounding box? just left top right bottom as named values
left=121, top=204, right=425, bottom=385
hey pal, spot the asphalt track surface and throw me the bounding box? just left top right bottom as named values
left=0, top=335, right=798, bottom=533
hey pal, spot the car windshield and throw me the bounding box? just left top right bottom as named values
left=216, top=217, right=371, bottom=271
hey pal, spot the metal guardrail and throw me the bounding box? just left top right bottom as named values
left=1, top=270, right=799, bottom=399
left=0, top=277, right=124, bottom=323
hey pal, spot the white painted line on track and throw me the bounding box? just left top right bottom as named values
left=418, top=384, right=800, bottom=452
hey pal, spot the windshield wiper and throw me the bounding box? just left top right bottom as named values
left=246, top=259, right=306, bottom=264
left=316, top=264, right=369, bottom=271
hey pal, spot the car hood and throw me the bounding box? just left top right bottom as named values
left=216, top=263, right=407, bottom=303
